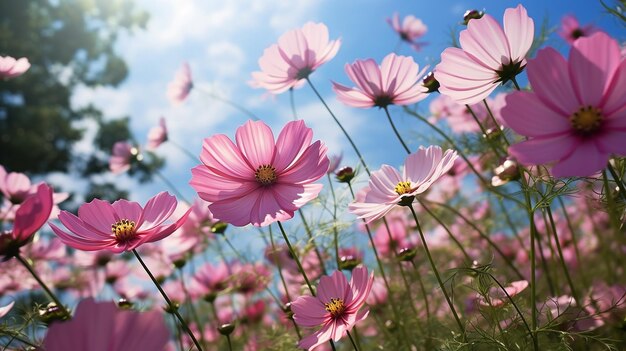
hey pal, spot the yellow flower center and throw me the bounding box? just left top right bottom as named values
left=255, top=165, right=277, bottom=186
left=570, top=105, right=603, bottom=135
left=111, top=219, right=136, bottom=242
left=324, top=298, right=346, bottom=318
left=394, top=181, right=412, bottom=195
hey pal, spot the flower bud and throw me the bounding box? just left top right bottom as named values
left=398, top=247, right=417, bottom=262
left=463, top=9, right=484, bottom=25
left=218, top=322, right=236, bottom=336
left=338, top=254, right=361, bottom=271
left=38, top=303, right=69, bottom=324
left=211, top=221, right=228, bottom=235
left=422, top=72, right=440, bottom=93
left=336, top=166, right=355, bottom=183
left=118, top=298, right=134, bottom=309
left=491, top=158, right=520, bottom=187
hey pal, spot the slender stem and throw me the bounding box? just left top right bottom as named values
left=518, top=172, right=538, bottom=350
left=383, top=106, right=411, bottom=154
left=408, top=204, right=465, bottom=337
left=226, top=335, right=233, bottom=351
left=418, top=200, right=471, bottom=263
left=326, top=173, right=341, bottom=269
left=268, top=226, right=302, bottom=339
left=545, top=207, right=580, bottom=303
left=482, top=99, right=509, bottom=145
left=346, top=330, right=361, bottom=351
left=289, top=87, right=298, bottom=120
left=557, top=196, right=587, bottom=286
left=177, top=267, right=204, bottom=344
left=132, top=250, right=203, bottom=351
left=298, top=209, right=328, bottom=274
left=306, top=78, right=370, bottom=175
left=466, top=104, right=503, bottom=158
left=15, top=254, right=70, bottom=318
left=607, top=162, right=626, bottom=203
left=276, top=221, right=315, bottom=295
left=154, top=170, right=189, bottom=204
left=511, top=77, right=521, bottom=90
left=195, top=86, right=260, bottom=121
left=169, top=139, right=199, bottom=163
left=410, top=260, right=431, bottom=320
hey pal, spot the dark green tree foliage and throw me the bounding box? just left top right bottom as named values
left=0, top=0, right=160, bottom=202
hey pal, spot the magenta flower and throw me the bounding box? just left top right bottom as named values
left=0, top=165, right=31, bottom=204
left=291, top=266, right=374, bottom=350
left=43, top=298, right=170, bottom=351
left=502, top=32, right=626, bottom=177
left=251, top=22, right=340, bottom=94
left=333, top=53, right=428, bottom=108
left=167, top=62, right=193, bottom=105
left=0, top=56, right=30, bottom=79
left=49, top=192, right=191, bottom=253
left=190, top=120, right=329, bottom=227
left=349, top=146, right=458, bottom=223
left=559, top=14, right=599, bottom=44
left=146, top=117, right=168, bottom=151
left=387, top=13, right=428, bottom=51
left=435, top=4, right=534, bottom=104
left=109, top=141, right=138, bottom=174
left=0, top=183, right=53, bottom=259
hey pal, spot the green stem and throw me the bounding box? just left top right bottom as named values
left=383, top=106, right=411, bottom=154
left=169, top=139, right=199, bottom=163
left=346, top=330, right=361, bottom=351
left=195, top=86, right=260, bottom=121
left=276, top=221, right=315, bottom=295
left=326, top=173, right=341, bottom=269
left=418, top=200, right=471, bottom=263
left=15, top=254, right=70, bottom=318
left=545, top=206, right=580, bottom=303
left=307, top=78, right=370, bottom=175
left=154, top=170, right=189, bottom=204
left=298, top=209, right=328, bottom=274
left=482, top=99, right=509, bottom=146
left=466, top=104, right=503, bottom=158
left=289, top=87, right=298, bottom=120
left=518, top=172, right=538, bottom=350
left=132, top=250, right=203, bottom=351
left=607, top=162, right=626, bottom=203
left=177, top=267, right=204, bottom=344
left=408, top=204, right=466, bottom=338
left=226, top=334, right=233, bottom=351
left=557, top=196, right=587, bottom=286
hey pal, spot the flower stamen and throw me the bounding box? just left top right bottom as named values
left=570, top=105, right=603, bottom=135
left=324, top=298, right=346, bottom=318
left=394, top=181, right=412, bottom=195
left=255, top=165, right=277, bottom=186
left=111, top=219, right=136, bottom=242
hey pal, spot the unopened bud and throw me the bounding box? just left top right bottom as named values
left=398, top=247, right=417, bottom=262
left=218, top=322, right=236, bottom=336
left=336, top=167, right=355, bottom=183
left=338, top=255, right=361, bottom=271
left=211, top=221, right=228, bottom=235
left=491, top=158, right=520, bottom=187
left=118, top=298, right=134, bottom=309
left=38, top=303, right=69, bottom=324
left=463, top=9, right=484, bottom=25
left=422, top=72, right=440, bottom=93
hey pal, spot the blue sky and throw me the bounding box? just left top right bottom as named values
left=59, top=0, right=624, bottom=207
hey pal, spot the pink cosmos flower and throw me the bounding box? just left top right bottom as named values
left=387, top=13, right=428, bottom=51
left=0, top=56, right=30, bottom=79
left=167, top=62, right=193, bottom=105
left=43, top=298, right=170, bottom=351
left=190, top=120, right=329, bottom=227
left=109, top=141, right=137, bottom=174
left=190, top=261, right=230, bottom=298
left=251, top=22, right=340, bottom=94
left=502, top=32, right=626, bottom=177
left=333, top=53, right=428, bottom=108
left=0, top=183, right=53, bottom=258
left=349, top=146, right=458, bottom=223
left=559, top=14, right=599, bottom=44
left=49, top=192, right=191, bottom=253
left=436, top=4, right=534, bottom=104
left=478, top=280, right=529, bottom=307
left=291, top=266, right=374, bottom=350
left=146, top=117, right=168, bottom=151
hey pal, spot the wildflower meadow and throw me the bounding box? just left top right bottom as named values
left=1, top=1, right=625, bottom=350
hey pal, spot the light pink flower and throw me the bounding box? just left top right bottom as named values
left=435, top=4, right=534, bottom=104
left=291, top=266, right=374, bottom=350
left=109, top=141, right=137, bottom=174
left=167, top=62, right=193, bottom=105
left=251, top=22, right=340, bottom=94
left=333, top=53, right=428, bottom=108
left=190, top=120, right=329, bottom=227
left=43, top=298, right=170, bottom=351
left=190, top=261, right=230, bottom=298
left=478, top=280, right=529, bottom=307
left=146, top=117, right=168, bottom=151
left=0, top=56, right=30, bottom=79
left=559, top=14, right=599, bottom=44
left=0, top=183, right=53, bottom=258
left=349, top=146, right=458, bottom=223
left=502, top=32, right=626, bottom=177
left=387, top=13, right=428, bottom=51
left=49, top=192, right=191, bottom=253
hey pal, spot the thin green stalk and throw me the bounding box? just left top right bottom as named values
left=195, top=86, right=260, bottom=121
left=607, top=162, right=626, bottom=203
left=276, top=221, right=315, bottom=295
left=466, top=104, right=504, bottom=158
left=298, top=209, right=328, bottom=274
left=132, top=250, right=203, bottom=351
left=410, top=260, right=431, bottom=319
left=408, top=204, right=466, bottom=338
left=418, top=200, right=471, bottom=263
left=289, top=87, right=298, bottom=120
left=557, top=196, right=587, bottom=286
left=154, top=170, right=189, bottom=204
left=15, top=254, right=70, bottom=318
left=177, top=267, right=204, bottom=344
left=383, top=106, right=411, bottom=154
left=346, top=330, right=361, bottom=351
left=326, top=173, right=341, bottom=269
left=169, top=139, right=199, bottom=163
left=306, top=78, right=370, bottom=175
left=545, top=206, right=580, bottom=303
left=482, top=99, right=509, bottom=145
left=226, top=334, right=233, bottom=351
